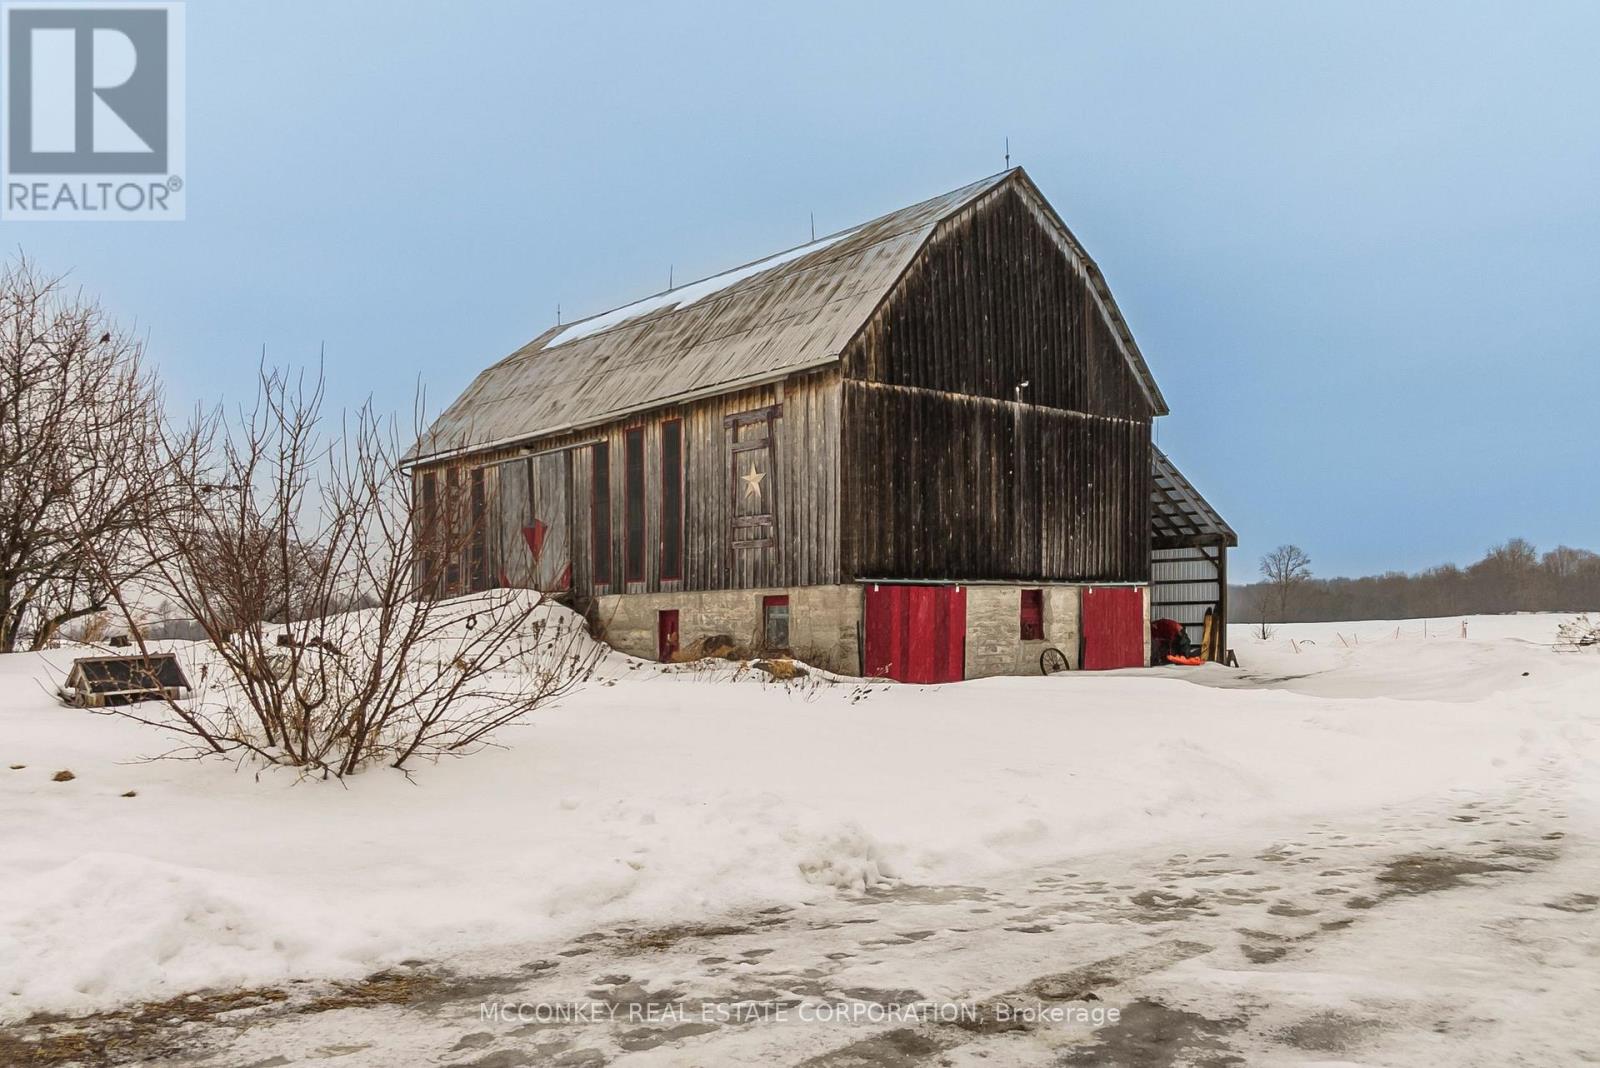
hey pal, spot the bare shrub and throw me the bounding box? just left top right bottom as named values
left=105, top=366, right=602, bottom=776
left=1250, top=587, right=1274, bottom=640
left=672, top=633, right=747, bottom=663
left=753, top=658, right=804, bottom=681
left=1556, top=614, right=1600, bottom=651
left=68, top=611, right=111, bottom=644
left=789, top=645, right=838, bottom=674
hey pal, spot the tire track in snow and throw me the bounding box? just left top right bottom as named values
left=7, top=772, right=1583, bottom=1067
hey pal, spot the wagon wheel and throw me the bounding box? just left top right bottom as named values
left=1039, top=647, right=1069, bottom=675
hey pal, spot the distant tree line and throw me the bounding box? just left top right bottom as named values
left=1230, top=539, right=1600, bottom=623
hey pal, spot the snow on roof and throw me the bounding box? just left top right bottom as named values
left=413, top=169, right=1165, bottom=463
left=547, top=227, right=859, bottom=348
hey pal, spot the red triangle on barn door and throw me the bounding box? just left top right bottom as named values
left=521, top=521, right=548, bottom=560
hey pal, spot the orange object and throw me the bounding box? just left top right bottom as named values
left=1165, top=654, right=1205, bottom=667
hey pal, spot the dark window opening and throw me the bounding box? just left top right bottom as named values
left=1020, top=588, right=1044, bottom=641
left=419, top=471, right=439, bottom=594
left=591, top=443, right=611, bottom=586
left=763, top=594, right=790, bottom=649
left=661, top=419, right=683, bottom=580
left=624, top=427, right=645, bottom=583
left=468, top=467, right=489, bottom=592
left=443, top=468, right=462, bottom=592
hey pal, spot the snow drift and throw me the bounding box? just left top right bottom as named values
left=2, top=610, right=1596, bottom=1021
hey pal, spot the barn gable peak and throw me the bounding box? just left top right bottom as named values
left=413, top=168, right=1165, bottom=464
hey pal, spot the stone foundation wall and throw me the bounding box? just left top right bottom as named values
left=595, top=585, right=862, bottom=674
left=963, top=585, right=1086, bottom=678
left=595, top=582, right=1149, bottom=679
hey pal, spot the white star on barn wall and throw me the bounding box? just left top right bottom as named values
left=741, top=460, right=765, bottom=500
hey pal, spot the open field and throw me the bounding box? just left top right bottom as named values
left=3, top=611, right=1596, bottom=1065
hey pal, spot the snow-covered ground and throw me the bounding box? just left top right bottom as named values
left=2, top=610, right=1597, bottom=1065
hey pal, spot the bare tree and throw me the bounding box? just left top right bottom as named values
left=1251, top=586, right=1275, bottom=640
left=1542, top=546, right=1598, bottom=610
left=104, top=366, right=600, bottom=776
left=1259, top=544, right=1313, bottom=622
left=1472, top=537, right=1539, bottom=613
left=0, top=259, right=186, bottom=652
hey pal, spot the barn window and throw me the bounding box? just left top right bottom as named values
left=762, top=595, right=790, bottom=649
left=624, top=427, right=645, bottom=582
left=443, top=467, right=462, bottom=593
left=660, top=419, right=682, bottom=580
left=468, top=467, right=491, bottom=591
left=418, top=471, right=439, bottom=594
left=725, top=405, right=780, bottom=548
left=591, top=443, right=611, bottom=586
left=1020, top=588, right=1044, bottom=640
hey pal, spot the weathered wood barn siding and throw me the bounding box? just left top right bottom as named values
left=413, top=371, right=842, bottom=599
left=840, top=184, right=1155, bottom=583
left=412, top=169, right=1214, bottom=637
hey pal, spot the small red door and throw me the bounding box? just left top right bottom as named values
left=863, top=584, right=966, bottom=683
left=1081, top=587, right=1145, bottom=669
left=657, top=609, right=679, bottom=662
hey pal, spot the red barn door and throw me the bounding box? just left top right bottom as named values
left=1081, top=586, right=1145, bottom=669
left=863, top=584, right=966, bottom=683
left=657, top=610, right=679, bottom=663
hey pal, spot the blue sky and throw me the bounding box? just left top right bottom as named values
left=8, top=1, right=1598, bottom=577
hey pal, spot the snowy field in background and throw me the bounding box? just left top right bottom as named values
left=1, top=609, right=1597, bottom=1026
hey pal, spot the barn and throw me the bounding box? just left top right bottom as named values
left=409, top=168, right=1235, bottom=679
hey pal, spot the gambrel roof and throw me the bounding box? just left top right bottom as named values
left=413, top=168, right=1166, bottom=463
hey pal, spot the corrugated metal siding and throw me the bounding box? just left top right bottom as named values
left=1149, top=448, right=1233, bottom=650
left=1151, top=546, right=1224, bottom=646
